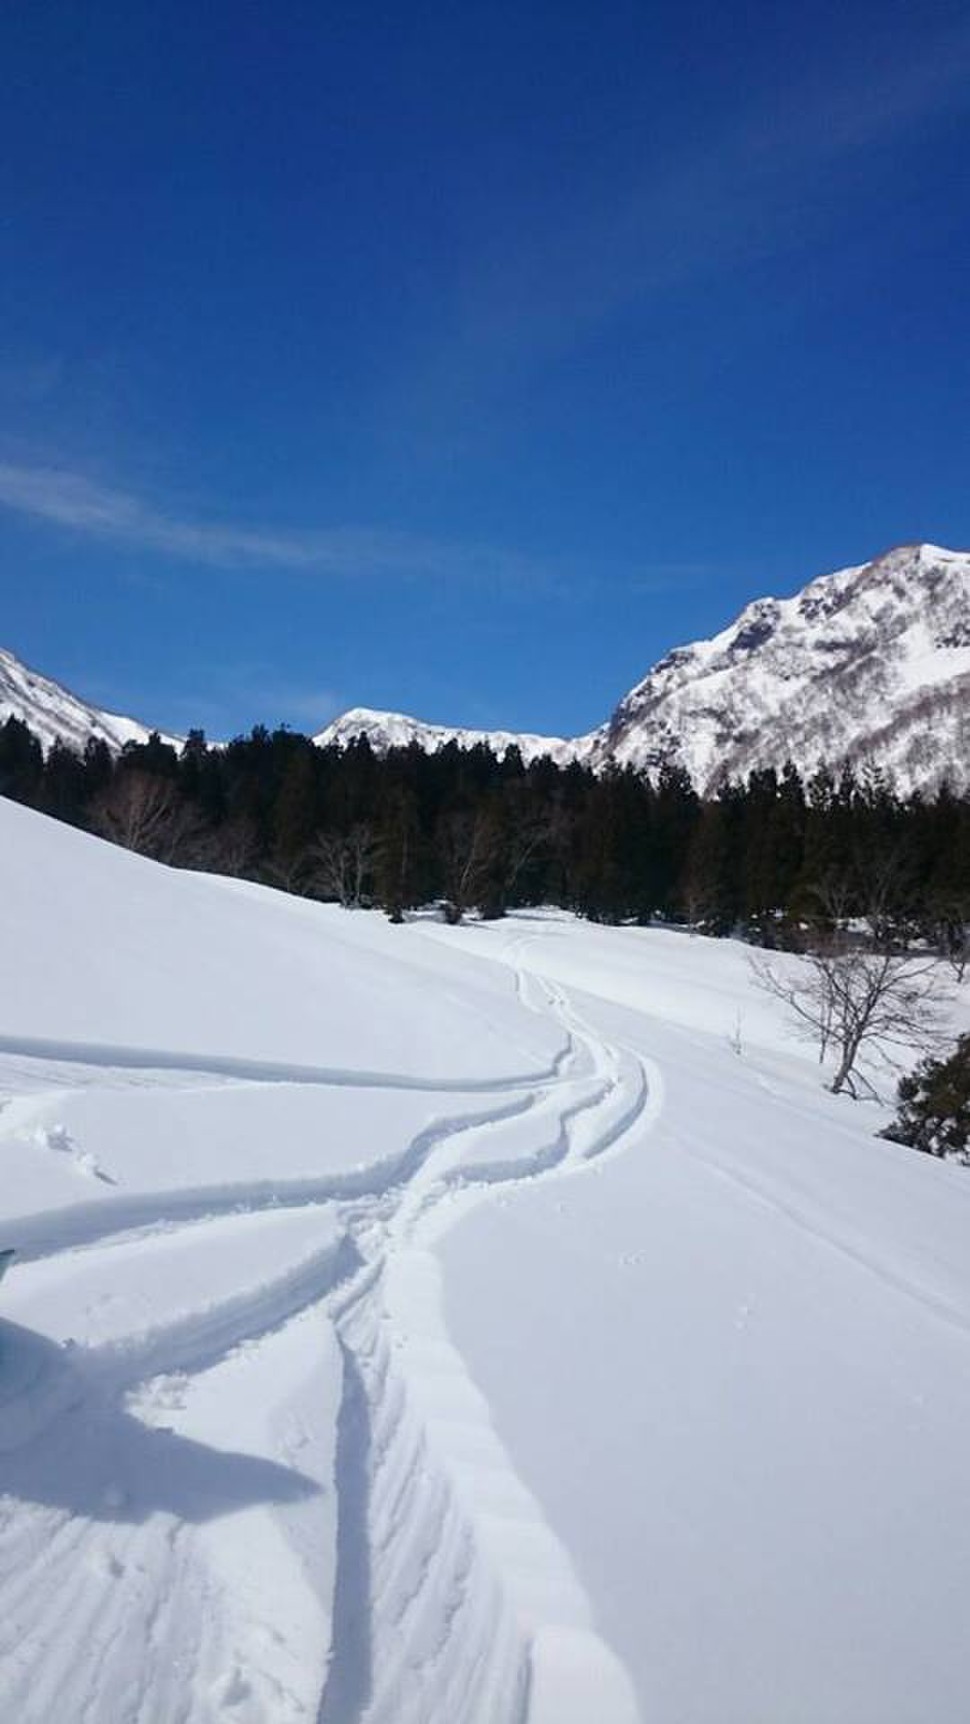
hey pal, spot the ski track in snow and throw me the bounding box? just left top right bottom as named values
left=0, top=950, right=653, bottom=1723
left=0, top=1029, right=574, bottom=1096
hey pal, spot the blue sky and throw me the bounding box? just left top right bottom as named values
left=1, top=0, right=969, bottom=740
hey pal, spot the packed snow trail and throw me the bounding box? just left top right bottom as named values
left=314, top=966, right=649, bottom=1724
left=0, top=937, right=648, bottom=1723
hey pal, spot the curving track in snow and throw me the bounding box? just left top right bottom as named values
left=316, top=962, right=652, bottom=1724
left=0, top=951, right=654, bottom=1723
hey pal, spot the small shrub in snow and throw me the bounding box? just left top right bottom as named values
left=881, top=1036, right=970, bottom=1162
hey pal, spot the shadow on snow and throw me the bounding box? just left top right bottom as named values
left=0, top=1320, right=321, bottom=1526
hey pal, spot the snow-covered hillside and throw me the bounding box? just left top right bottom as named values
left=322, top=544, right=970, bottom=792
left=0, top=647, right=177, bottom=754
left=594, top=542, right=970, bottom=792
left=314, top=705, right=587, bottom=768
left=2, top=797, right=970, bottom=1721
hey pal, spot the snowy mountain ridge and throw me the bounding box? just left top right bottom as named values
left=313, top=705, right=589, bottom=768
left=317, top=543, right=970, bottom=793
left=4, top=542, right=970, bottom=791
left=0, top=647, right=177, bottom=755
left=591, top=542, right=970, bottom=792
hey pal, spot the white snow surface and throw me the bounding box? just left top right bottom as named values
left=2, top=798, right=970, bottom=1722
left=0, top=646, right=179, bottom=755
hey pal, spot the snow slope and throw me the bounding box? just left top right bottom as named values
left=2, top=800, right=970, bottom=1721
left=0, top=646, right=179, bottom=754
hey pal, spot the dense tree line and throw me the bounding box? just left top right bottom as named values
left=2, top=713, right=969, bottom=945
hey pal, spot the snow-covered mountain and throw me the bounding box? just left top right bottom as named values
left=6, top=542, right=970, bottom=791
left=314, top=705, right=590, bottom=769
left=591, top=542, right=970, bottom=793
left=320, top=544, right=970, bottom=794
left=0, top=647, right=177, bottom=754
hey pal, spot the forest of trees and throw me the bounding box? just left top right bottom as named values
left=2, top=712, right=969, bottom=950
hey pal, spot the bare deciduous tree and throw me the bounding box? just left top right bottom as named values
left=929, top=897, right=970, bottom=984
left=308, top=824, right=378, bottom=908
left=436, top=810, right=495, bottom=923
left=91, top=771, right=197, bottom=864
left=202, top=813, right=260, bottom=879
left=801, top=854, right=916, bottom=953
left=262, top=848, right=312, bottom=895
left=502, top=810, right=554, bottom=899
left=750, top=947, right=950, bottom=1097
left=478, top=804, right=557, bottom=919
left=945, top=926, right=970, bottom=986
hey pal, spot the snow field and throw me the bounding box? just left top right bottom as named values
left=0, top=799, right=652, bottom=1720
left=434, top=925, right=970, bottom=1722
left=3, top=796, right=970, bottom=1721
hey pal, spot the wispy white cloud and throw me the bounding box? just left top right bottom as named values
left=0, top=459, right=709, bottom=603
left=0, top=460, right=544, bottom=587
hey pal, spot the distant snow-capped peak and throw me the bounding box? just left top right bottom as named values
left=317, top=544, right=970, bottom=793
left=314, top=706, right=592, bottom=769
left=5, top=542, right=969, bottom=792
left=0, top=648, right=177, bottom=755
left=593, top=542, right=970, bottom=792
